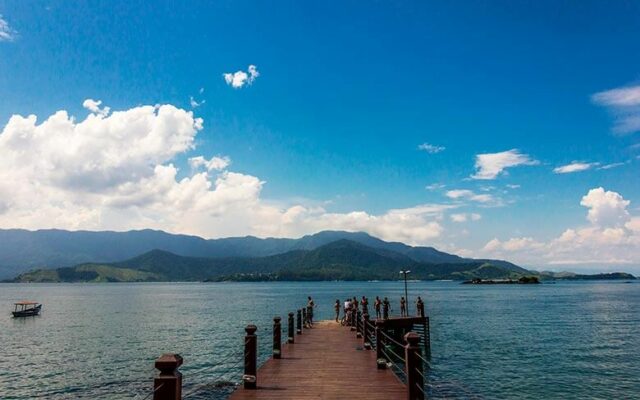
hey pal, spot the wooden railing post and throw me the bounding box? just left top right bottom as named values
left=424, top=317, right=431, bottom=359
left=350, top=309, right=356, bottom=331
left=356, top=310, right=362, bottom=338
left=288, top=312, right=295, bottom=343
left=296, top=309, right=302, bottom=334
left=273, top=316, right=282, bottom=359
left=302, top=307, right=307, bottom=328
left=375, top=320, right=386, bottom=369
left=243, top=325, right=257, bottom=389
left=363, top=313, right=372, bottom=349
left=153, top=353, right=183, bottom=400
left=404, top=332, right=424, bottom=400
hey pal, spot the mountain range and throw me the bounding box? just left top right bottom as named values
left=0, top=228, right=522, bottom=279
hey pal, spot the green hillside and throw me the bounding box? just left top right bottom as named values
left=9, top=239, right=535, bottom=282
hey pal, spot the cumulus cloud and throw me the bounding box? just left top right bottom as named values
left=445, top=189, right=496, bottom=204
left=223, top=65, right=259, bottom=88
left=553, top=161, right=598, bottom=174
left=450, top=213, right=481, bottom=223
left=418, top=143, right=445, bottom=154
left=471, top=149, right=539, bottom=180
left=0, top=101, right=456, bottom=245
left=592, top=84, right=640, bottom=135
left=188, top=155, right=231, bottom=171
left=480, top=187, right=640, bottom=270
left=580, top=187, right=630, bottom=227
left=0, top=15, right=16, bottom=42
left=82, top=99, right=110, bottom=117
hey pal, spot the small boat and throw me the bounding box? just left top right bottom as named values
left=12, top=301, right=42, bottom=318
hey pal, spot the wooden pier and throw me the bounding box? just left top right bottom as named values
left=230, top=320, right=405, bottom=399
left=148, top=309, right=431, bottom=400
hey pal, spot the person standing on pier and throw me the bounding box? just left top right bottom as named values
left=383, top=297, right=391, bottom=319
left=334, top=299, right=341, bottom=322
left=352, top=296, right=359, bottom=312
left=307, top=296, right=315, bottom=327
left=374, top=296, right=382, bottom=319
left=400, top=296, right=407, bottom=317
left=416, top=296, right=425, bottom=317
left=361, top=296, right=368, bottom=315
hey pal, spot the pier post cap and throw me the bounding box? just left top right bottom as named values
left=155, top=353, right=183, bottom=373
left=363, top=313, right=370, bottom=319
left=404, top=332, right=420, bottom=346
left=288, top=312, right=294, bottom=317
left=274, top=316, right=281, bottom=323
left=245, top=324, right=258, bottom=335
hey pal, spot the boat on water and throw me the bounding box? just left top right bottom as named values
left=12, top=301, right=42, bottom=318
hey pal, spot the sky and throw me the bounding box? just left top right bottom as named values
left=1, top=1, right=639, bottom=273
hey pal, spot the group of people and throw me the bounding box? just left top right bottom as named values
left=335, top=295, right=425, bottom=324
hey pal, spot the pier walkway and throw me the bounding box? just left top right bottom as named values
left=229, top=320, right=405, bottom=400
left=147, top=308, right=430, bottom=400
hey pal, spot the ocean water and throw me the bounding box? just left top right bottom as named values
left=0, top=280, right=638, bottom=399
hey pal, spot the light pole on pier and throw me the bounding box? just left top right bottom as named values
left=399, top=270, right=411, bottom=304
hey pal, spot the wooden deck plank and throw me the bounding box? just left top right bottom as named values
left=229, top=320, right=406, bottom=400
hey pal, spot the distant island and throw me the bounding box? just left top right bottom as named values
left=3, top=230, right=636, bottom=283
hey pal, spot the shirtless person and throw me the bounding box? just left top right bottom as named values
left=400, top=296, right=407, bottom=317
left=374, top=296, right=382, bottom=319
left=334, top=299, right=341, bottom=322
left=383, top=297, right=391, bottom=319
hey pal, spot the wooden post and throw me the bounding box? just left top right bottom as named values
left=153, top=353, right=183, bottom=400
left=243, top=325, right=257, bottom=389
left=356, top=310, right=362, bottom=338
left=273, top=316, right=282, bottom=359
left=424, top=317, right=431, bottom=359
left=302, top=307, right=307, bottom=328
left=375, top=320, right=386, bottom=369
left=404, top=332, right=424, bottom=400
left=288, top=312, right=295, bottom=343
left=296, top=309, right=302, bottom=334
left=350, top=308, right=356, bottom=331
left=363, top=313, right=372, bottom=349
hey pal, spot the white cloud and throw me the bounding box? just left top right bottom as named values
left=506, top=184, right=520, bottom=189
left=223, top=65, right=260, bottom=89
left=592, top=84, right=640, bottom=135
left=482, top=237, right=544, bottom=252
left=553, top=161, right=598, bottom=174
left=450, top=213, right=481, bottom=223
left=0, top=101, right=454, bottom=245
left=598, top=162, right=626, bottom=170
left=82, top=99, right=110, bottom=117
left=479, top=187, right=640, bottom=270
left=446, top=189, right=496, bottom=204
left=188, top=155, right=231, bottom=171
left=580, top=187, right=630, bottom=227
left=0, top=15, right=16, bottom=42
left=471, top=149, right=539, bottom=180
left=425, top=183, right=445, bottom=191
left=418, top=143, right=445, bottom=154
left=189, top=96, right=205, bottom=108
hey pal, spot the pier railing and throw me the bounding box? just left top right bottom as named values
left=140, top=305, right=431, bottom=400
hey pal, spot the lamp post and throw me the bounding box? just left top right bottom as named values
left=399, top=270, right=410, bottom=305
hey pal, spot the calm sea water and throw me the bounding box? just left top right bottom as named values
left=1, top=281, right=639, bottom=399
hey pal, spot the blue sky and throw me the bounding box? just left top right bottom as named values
left=1, top=1, right=639, bottom=272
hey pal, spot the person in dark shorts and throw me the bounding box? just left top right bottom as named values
left=334, top=299, right=341, bottom=322
left=307, top=296, right=315, bottom=326
left=352, top=296, right=359, bottom=311
left=416, top=296, right=425, bottom=317
left=400, top=296, right=407, bottom=317
left=361, top=296, right=368, bottom=315
left=374, top=296, right=382, bottom=319
left=382, top=297, right=391, bottom=319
